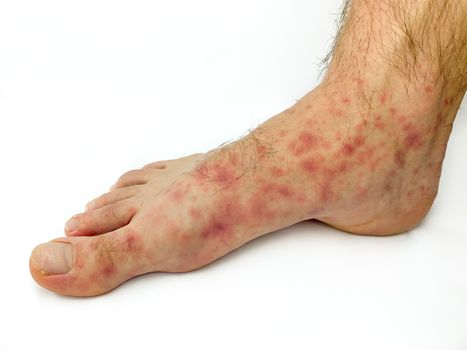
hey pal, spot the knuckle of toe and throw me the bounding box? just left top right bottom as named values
left=120, top=169, right=139, bottom=180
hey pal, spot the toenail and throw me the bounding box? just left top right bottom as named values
left=66, top=216, right=80, bottom=232
left=31, top=242, right=74, bottom=275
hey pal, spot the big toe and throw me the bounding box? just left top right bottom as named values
left=29, top=228, right=151, bottom=296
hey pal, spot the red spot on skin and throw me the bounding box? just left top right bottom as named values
left=375, top=115, right=386, bottom=129
left=354, top=135, right=365, bottom=147
left=101, top=265, right=115, bottom=278
left=270, top=166, right=284, bottom=177
left=189, top=207, right=201, bottom=219
left=124, top=232, right=139, bottom=252
left=212, top=163, right=237, bottom=185
left=277, top=186, right=292, bottom=197
left=343, top=143, right=355, bottom=156
left=168, top=188, right=184, bottom=202
left=256, top=145, right=268, bottom=158
left=394, top=149, right=406, bottom=167
left=301, top=159, right=318, bottom=173
left=201, top=197, right=243, bottom=240
left=424, top=85, right=433, bottom=94
left=262, top=183, right=294, bottom=198
left=389, top=108, right=397, bottom=116
left=403, top=123, right=422, bottom=149
left=379, top=92, right=387, bottom=105
left=398, top=115, right=408, bottom=123
left=288, top=131, right=315, bottom=157
left=341, top=96, right=351, bottom=104
left=444, top=97, right=453, bottom=106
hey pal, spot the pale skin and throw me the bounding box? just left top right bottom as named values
left=30, top=0, right=466, bottom=296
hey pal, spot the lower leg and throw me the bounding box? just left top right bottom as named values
left=30, top=0, right=466, bottom=296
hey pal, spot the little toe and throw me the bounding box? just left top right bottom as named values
left=86, top=186, right=143, bottom=212
left=65, top=199, right=138, bottom=236
left=30, top=228, right=151, bottom=296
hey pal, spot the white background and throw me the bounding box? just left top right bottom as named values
left=0, top=1, right=466, bottom=349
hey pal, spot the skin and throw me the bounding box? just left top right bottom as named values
left=30, top=0, right=466, bottom=296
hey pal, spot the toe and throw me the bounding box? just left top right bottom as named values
left=65, top=199, right=138, bottom=236
left=111, top=169, right=154, bottom=190
left=142, top=160, right=167, bottom=169
left=86, top=186, right=142, bottom=212
left=30, top=228, right=151, bottom=296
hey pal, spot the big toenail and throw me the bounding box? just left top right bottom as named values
left=66, top=216, right=80, bottom=231
left=31, top=242, right=73, bottom=275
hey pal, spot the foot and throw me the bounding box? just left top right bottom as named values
left=29, top=80, right=463, bottom=296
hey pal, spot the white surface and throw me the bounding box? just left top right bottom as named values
left=0, top=1, right=466, bottom=349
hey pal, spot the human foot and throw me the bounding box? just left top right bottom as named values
left=30, top=0, right=466, bottom=296
left=29, top=79, right=463, bottom=296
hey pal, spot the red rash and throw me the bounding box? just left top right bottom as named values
left=248, top=194, right=275, bottom=222
left=394, top=149, right=406, bottom=167
left=354, top=136, right=365, bottom=147
left=424, top=85, right=433, bottom=94
left=256, top=145, right=269, bottom=158
left=209, top=163, right=238, bottom=186
left=341, top=96, right=351, bottom=104
left=343, top=143, right=355, bottom=155
left=288, top=131, right=315, bottom=157
left=261, top=183, right=293, bottom=198
left=379, top=92, right=387, bottom=105
left=101, top=265, right=115, bottom=278
left=342, top=135, right=366, bottom=156
left=271, top=166, right=285, bottom=177
left=189, top=207, right=201, bottom=219
left=403, top=123, right=422, bottom=149
left=201, top=196, right=243, bottom=240
left=375, top=115, right=386, bottom=129
left=301, top=159, right=318, bottom=173
left=123, top=232, right=142, bottom=254
left=168, top=188, right=184, bottom=202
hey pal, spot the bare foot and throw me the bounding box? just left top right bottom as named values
left=29, top=0, right=466, bottom=296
